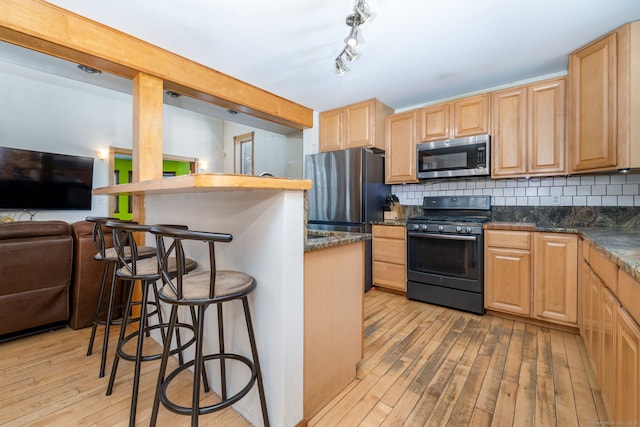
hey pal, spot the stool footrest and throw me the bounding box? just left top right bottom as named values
left=160, top=353, right=257, bottom=416
left=116, top=322, right=196, bottom=362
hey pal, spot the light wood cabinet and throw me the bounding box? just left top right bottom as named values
left=484, top=230, right=532, bottom=316
left=579, top=236, right=640, bottom=424
left=569, top=21, right=640, bottom=173
left=492, top=78, right=566, bottom=178
left=304, top=241, right=364, bottom=418
left=372, top=224, right=406, bottom=292
left=485, top=230, right=578, bottom=327
left=319, top=109, right=343, bottom=152
left=319, top=98, right=392, bottom=152
left=533, top=233, right=577, bottom=325
left=601, top=284, right=617, bottom=419
left=420, top=94, right=490, bottom=142
left=616, top=306, right=640, bottom=424
left=385, top=111, right=419, bottom=184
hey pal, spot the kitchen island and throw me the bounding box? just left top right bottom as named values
left=93, top=174, right=366, bottom=426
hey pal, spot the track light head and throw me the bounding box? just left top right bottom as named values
left=344, top=24, right=359, bottom=47
left=335, top=56, right=349, bottom=75
left=344, top=45, right=359, bottom=62
left=354, top=0, right=371, bottom=23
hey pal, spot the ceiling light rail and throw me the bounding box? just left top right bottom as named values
left=334, top=0, right=372, bottom=75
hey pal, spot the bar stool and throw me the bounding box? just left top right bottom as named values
left=104, top=221, right=199, bottom=427
left=85, top=217, right=156, bottom=378
left=149, top=225, right=269, bottom=427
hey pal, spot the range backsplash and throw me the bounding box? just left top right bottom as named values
left=490, top=206, right=640, bottom=228
left=392, top=173, right=640, bottom=208
left=402, top=205, right=640, bottom=229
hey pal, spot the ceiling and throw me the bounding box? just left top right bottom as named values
left=7, top=1, right=640, bottom=123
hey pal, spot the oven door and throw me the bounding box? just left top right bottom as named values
left=407, top=231, right=483, bottom=293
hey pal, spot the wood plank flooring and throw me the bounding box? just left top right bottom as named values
left=0, top=289, right=606, bottom=426
left=309, top=288, right=607, bottom=426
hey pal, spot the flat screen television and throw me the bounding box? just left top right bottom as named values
left=0, top=146, right=94, bottom=210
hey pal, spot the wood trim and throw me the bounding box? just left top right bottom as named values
left=0, top=0, right=313, bottom=130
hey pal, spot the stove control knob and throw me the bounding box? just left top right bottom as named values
left=466, top=226, right=473, bottom=234
left=456, top=226, right=463, bottom=233
left=438, top=225, right=444, bottom=232
left=420, top=224, right=428, bottom=231
left=409, top=224, right=418, bottom=231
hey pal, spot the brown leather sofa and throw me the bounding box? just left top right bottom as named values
left=0, top=220, right=118, bottom=339
left=0, top=221, right=73, bottom=336
left=69, top=220, right=120, bottom=330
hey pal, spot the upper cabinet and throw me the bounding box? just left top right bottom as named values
left=569, top=21, right=640, bottom=174
left=420, top=94, right=490, bottom=142
left=492, top=77, right=566, bottom=178
left=385, top=111, right=419, bottom=184
left=319, top=98, right=393, bottom=152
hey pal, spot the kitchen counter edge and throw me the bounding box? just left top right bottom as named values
left=304, top=231, right=371, bottom=252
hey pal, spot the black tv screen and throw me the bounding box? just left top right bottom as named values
left=0, top=146, right=94, bottom=210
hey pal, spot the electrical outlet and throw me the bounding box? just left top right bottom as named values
left=552, top=195, right=560, bottom=206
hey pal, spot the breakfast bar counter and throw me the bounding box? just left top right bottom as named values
left=93, top=174, right=312, bottom=427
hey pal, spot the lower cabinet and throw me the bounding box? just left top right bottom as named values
left=485, top=230, right=531, bottom=316
left=372, top=224, right=406, bottom=292
left=484, top=229, right=578, bottom=326
left=533, top=233, right=578, bottom=325
left=579, top=238, right=640, bottom=423
left=616, top=306, right=640, bottom=423
left=304, top=241, right=364, bottom=419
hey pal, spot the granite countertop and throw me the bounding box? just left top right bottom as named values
left=304, top=230, right=371, bottom=252
left=487, top=221, right=640, bottom=283
left=371, top=219, right=407, bottom=226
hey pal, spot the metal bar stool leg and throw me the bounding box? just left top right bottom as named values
left=242, top=296, right=270, bottom=427
left=217, top=303, right=227, bottom=400
left=150, top=305, right=179, bottom=427
left=128, top=280, right=151, bottom=426
left=106, top=280, right=136, bottom=395
left=87, top=260, right=112, bottom=356
left=192, top=305, right=207, bottom=426
left=99, top=266, right=120, bottom=378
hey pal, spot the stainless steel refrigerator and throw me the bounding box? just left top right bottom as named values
left=305, top=147, right=390, bottom=291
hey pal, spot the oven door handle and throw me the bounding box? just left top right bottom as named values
left=407, top=232, right=478, bottom=241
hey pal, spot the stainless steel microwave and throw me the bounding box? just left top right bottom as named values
left=416, top=134, right=490, bottom=179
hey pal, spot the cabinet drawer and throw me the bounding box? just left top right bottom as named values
left=485, top=230, right=530, bottom=249
left=372, top=225, right=406, bottom=240
left=373, top=261, right=406, bottom=291
left=619, top=269, right=640, bottom=325
left=373, top=238, right=406, bottom=264
left=589, top=245, right=618, bottom=294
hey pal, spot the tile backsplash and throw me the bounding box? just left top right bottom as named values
left=392, top=173, right=640, bottom=207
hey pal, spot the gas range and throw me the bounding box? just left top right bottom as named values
left=406, top=196, right=492, bottom=236
left=406, top=195, right=491, bottom=315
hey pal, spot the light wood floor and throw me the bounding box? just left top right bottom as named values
left=0, top=289, right=606, bottom=426
left=310, top=288, right=607, bottom=426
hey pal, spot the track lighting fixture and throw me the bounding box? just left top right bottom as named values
left=334, top=0, right=372, bottom=75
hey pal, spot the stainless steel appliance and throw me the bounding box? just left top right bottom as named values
left=416, top=134, right=490, bottom=179
left=406, top=195, right=491, bottom=314
left=305, top=147, right=390, bottom=291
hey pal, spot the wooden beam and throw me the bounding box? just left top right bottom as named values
left=0, top=0, right=313, bottom=130
left=132, top=73, right=163, bottom=183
